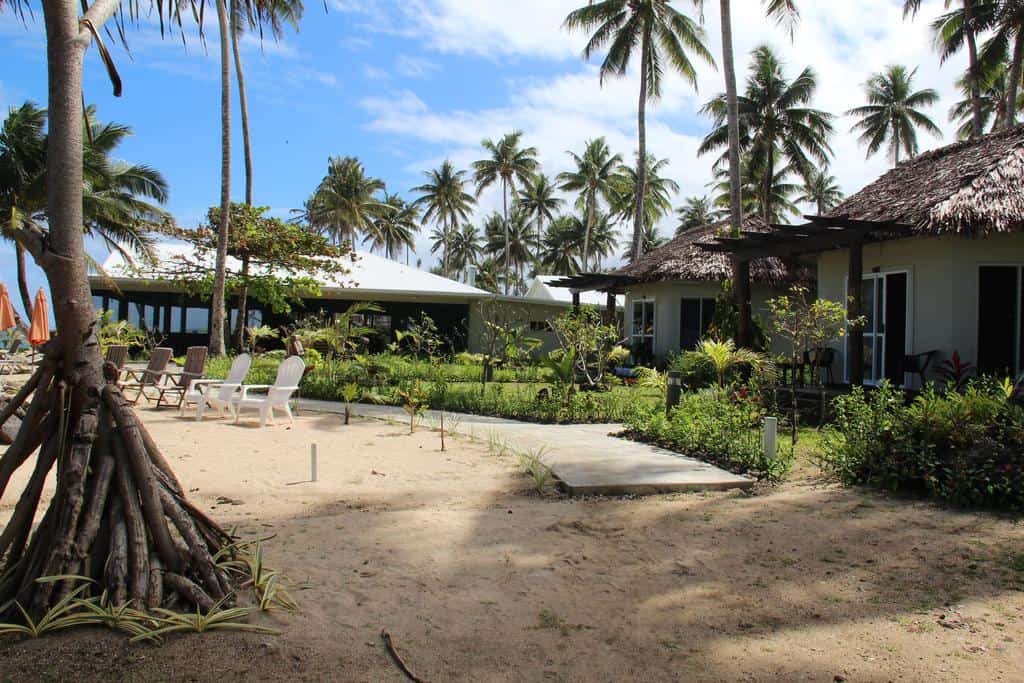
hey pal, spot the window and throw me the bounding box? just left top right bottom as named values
left=92, top=295, right=105, bottom=312
left=845, top=271, right=910, bottom=385
left=679, top=297, right=716, bottom=351
left=529, top=321, right=550, bottom=332
left=184, top=307, right=209, bottom=334
left=169, top=306, right=184, bottom=333
left=631, top=298, right=655, bottom=363
left=978, top=265, right=1023, bottom=375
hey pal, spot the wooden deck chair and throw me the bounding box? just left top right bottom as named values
left=155, top=346, right=208, bottom=409
left=0, top=339, right=26, bottom=376
left=180, top=353, right=251, bottom=420
left=120, top=347, right=173, bottom=404
left=104, top=344, right=129, bottom=371
left=230, top=356, right=305, bottom=427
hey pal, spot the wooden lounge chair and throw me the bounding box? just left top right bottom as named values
left=180, top=353, right=251, bottom=420
left=104, top=344, right=129, bottom=371
left=231, top=356, right=305, bottom=427
left=0, top=339, right=27, bottom=376
left=120, top=347, right=173, bottom=404
left=155, top=346, right=208, bottom=409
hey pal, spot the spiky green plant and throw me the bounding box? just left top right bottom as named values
left=0, top=576, right=97, bottom=639
left=132, top=597, right=278, bottom=641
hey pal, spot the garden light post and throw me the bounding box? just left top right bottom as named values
left=666, top=370, right=682, bottom=415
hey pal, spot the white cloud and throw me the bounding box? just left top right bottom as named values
left=395, top=54, right=439, bottom=79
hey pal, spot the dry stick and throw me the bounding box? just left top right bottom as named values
left=111, top=434, right=150, bottom=606
left=108, top=496, right=128, bottom=606
left=30, top=395, right=100, bottom=615
left=0, top=361, right=49, bottom=429
left=102, top=387, right=180, bottom=573
left=381, top=629, right=428, bottom=683
left=159, top=488, right=226, bottom=601
left=162, top=572, right=214, bottom=612
left=0, top=433, right=60, bottom=565
left=0, top=368, right=55, bottom=500
left=146, top=552, right=163, bottom=610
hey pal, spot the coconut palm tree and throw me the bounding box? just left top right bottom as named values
left=623, top=223, right=664, bottom=261
left=471, top=131, right=538, bottom=293
left=449, top=222, right=484, bottom=280
left=977, top=0, right=1024, bottom=124
left=949, top=63, right=1022, bottom=137
left=484, top=209, right=537, bottom=293
left=413, top=160, right=476, bottom=278
left=675, top=195, right=723, bottom=235
left=364, top=194, right=419, bottom=260
left=305, top=156, right=387, bottom=246
left=609, top=154, right=679, bottom=251
left=563, top=0, right=714, bottom=259
left=710, top=155, right=800, bottom=223
left=797, top=168, right=844, bottom=215
left=556, top=138, right=622, bottom=272
left=847, top=65, right=941, bottom=166
left=700, top=44, right=834, bottom=224
left=905, top=0, right=990, bottom=138
left=588, top=212, right=621, bottom=270
left=541, top=215, right=584, bottom=275
left=517, top=172, right=562, bottom=267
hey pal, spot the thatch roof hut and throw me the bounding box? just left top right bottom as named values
left=612, top=216, right=800, bottom=287
left=830, top=124, right=1024, bottom=236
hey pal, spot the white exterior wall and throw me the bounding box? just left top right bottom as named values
left=816, top=233, right=1024, bottom=383
left=623, top=281, right=789, bottom=363
left=466, top=300, right=575, bottom=356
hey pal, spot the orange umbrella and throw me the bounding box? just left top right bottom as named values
left=0, top=284, right=15, bottom=331
left=28, top=288, right=50, bottom=347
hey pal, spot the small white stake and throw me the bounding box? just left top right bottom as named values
left=763, top=417, right=778, bottom=459
left=311, top=443, right=318, bottom=482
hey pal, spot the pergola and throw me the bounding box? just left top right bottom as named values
left=698, top=214, right=914, bottom=386
left=547, top=274, right=627, bottom=322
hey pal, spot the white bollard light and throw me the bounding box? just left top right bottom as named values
left=763, top=417, right=778, bottom=459
left=311, top=443, right=318, bottom=482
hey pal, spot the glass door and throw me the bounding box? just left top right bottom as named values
left=861, top=275, right=885, bottom=384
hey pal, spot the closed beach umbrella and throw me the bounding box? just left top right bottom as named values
left=28, top=288, right=50, bottom=347
left=0, top=284, right=15, bottom=331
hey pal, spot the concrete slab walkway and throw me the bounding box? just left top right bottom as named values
left=297, top=399, right=753, bottom=496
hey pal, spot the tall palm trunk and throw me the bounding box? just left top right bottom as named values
left=209, top=0, right=232, bottom=356
left=230, top=0, right=253, bottom=352
left=502, top=180, right=510, bottom=294
left=582, top=194, right=594, bottom=273
left=720, top=0, right=751, bottom=348
left=632, top=30, right=650, bottom=261
left=893, top=114, right=901, bottom=166
left=964, top=0, right=984, bottom=139
left=1007, top=30, right=1024, bottom=126
left=442, top=216, right=450, bottom=278
left=15, top=243, right=32, bottom=318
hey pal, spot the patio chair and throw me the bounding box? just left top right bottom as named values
left=179, top=353, right=252, bottom=421
left=120, top=347, right=173, bottom=404
left=903, top=350, right=939, bottom=388
left=231, top=355, right=305, bottom=427
left=805, top=347, right=836, bottom=385
left=155, top=346, right=208, bottom=409
left=0, top=339, right=27, bottom=376
left=104, top=344, right=129, bottom=371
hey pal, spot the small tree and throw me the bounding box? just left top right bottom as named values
left=474, top=301, right=529, bottom=392
left=550, top=307, right=620, bottom=389
left=397, top=381, right=429, bottom=434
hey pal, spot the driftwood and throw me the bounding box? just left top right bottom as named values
left=381, top=629, right=429, bottom=683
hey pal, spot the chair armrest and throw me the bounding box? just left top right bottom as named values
left=237, top=384, right=272, bottom=400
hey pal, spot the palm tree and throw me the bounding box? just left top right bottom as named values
left=717, top=0, right=801, bottom=349
left=700, top=44, right=834, bottom=224
left=589, top=212, right=621, bottom=269
left=209, top=0, right=234, bottom=355
left=675, top=195, right=722, bottom=235
left=364, top=193, right=419, bottom=260
left=905, top=0, right=988, bottom=138
left=413, top=160, right=476, bottom=278
left=977, top=0, right=1024, bottom=124
left=623, top=223, right=664, bottom=261
left=797, top=168, right=844, bottom=215
left=484, top=209, right=537, bottom=293
left=949, top=63, right=1021, bottom=137
left=610, top=154, right=679, bottom=251
left=449, top=222, right=484, bottom=280
left=556, top=138, right=622, bottom=272
left=305, top=156, right=387, bottom=245
left=710, top=155, right=800, bottom=223
left=847, top=65, right=941, bottom=166
left=518, top=172, right=562, bottom=267
left=541, top=215, right=584, bottom=275
left=564, top=0, right=714, bottom=259
left=471, top=131, right=538, bottom=293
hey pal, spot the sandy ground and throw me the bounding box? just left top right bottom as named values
left=0, top=404, right=1023, bottom=682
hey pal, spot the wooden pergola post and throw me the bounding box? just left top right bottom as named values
left=732, top=256, right=753, bottom=348
left=604, top=291, right=616, bottom=325
left=847, top=240, right=865, bottom=387
left=571, top=290, right=580, bottom=312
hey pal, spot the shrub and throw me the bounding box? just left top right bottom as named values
left=820, top=381, right=1024, bottom=508
left=624, top=390, right=792, bottom=482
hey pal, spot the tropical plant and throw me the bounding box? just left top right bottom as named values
left=340, top=382, right=360, bottom=425
left=472, top=131, right=539, bottom=292
left=397, top=380, right=430, bottom=433
left=796, top=168, right=844, bottom=215
left=675, top=195, right=722, bottom=235
left=518, top=172, right=563, bottom=267
left=556, top=137, right=622, bottom=271
left=948, top=63, right=1021, bottom=138
left=847, top=65, right=941, bottom=166
left=291, top=302, right=384, bottom=358
left=364, top=193, right=419, bottom=260
left=448, top=222, right=483, bottom=280
left=550, top=307, right=620, bottom=388
left=710, top=155, right=800, bottom=223
left=935, top=350, right=977, bottom=391
left=622, top=222, right=665, bottom=261
left=413, top=160, right=476, bottom=278
left=244, top=324, right=279, bottom=352
left=541, top=214, right=584, bottom=275
left=484, top=209, right=538, bottom=292
left=691, top=338, right=771, bottom=387
left=97, top=309, right=146, bottom=353
left=563, top=0, right=714, bottom=259
left=979, top=0, right=1024, bottom=125
left=303, top=155, right=387, bottom=245
left=609, top=153, right=679, bottom=252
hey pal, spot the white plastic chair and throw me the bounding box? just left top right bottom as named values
left=180, top=353, right=252, bottom=421
left=230, top=356, right=305, bottom=427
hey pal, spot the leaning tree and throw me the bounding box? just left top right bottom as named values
left=0, top=0, right=238, bottom=619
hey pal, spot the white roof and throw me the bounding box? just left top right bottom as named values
left=97, top=241, right=491, bottom=299
left=525, top=275, right=624, bottom=308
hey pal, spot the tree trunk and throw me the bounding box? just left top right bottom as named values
left=1007, top=29, right=1024, bottom=126
left=502, top=180, right=510, bottom=295
left=233, top=255, right=250, bottom=351
left=964, top=0, right=984, bottom=139
left=15, top=243, right=32, bottom=318
left=209, top=0, right=232, bottom=357
left=582, top=194, right=593, bottom=273
left=893, top=115, right=901, bottom=166
left=0, top=0, right=232, bottom=620
left=720, top=0, right=752, bottom=348
left=230, top=0, right=253, bottom=352
left=632, top=30, right=650, bottom=261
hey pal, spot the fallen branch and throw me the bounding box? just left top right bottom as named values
left=381, top=628, right=428, bottom=683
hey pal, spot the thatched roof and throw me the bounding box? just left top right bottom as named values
left=830, top=125, right=1024, bottom=235
left=612, top=216, right=800, bottom=286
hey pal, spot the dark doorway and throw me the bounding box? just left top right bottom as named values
left=884, top=272, right=908, bottom=384
left=978, top=266, right=1019, bottom=375
left=680, top=298, right=715, bottom=351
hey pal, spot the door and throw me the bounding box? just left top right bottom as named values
left=852, top=271, right=909, bottom=385
left=977, top=266, right=1020, bottom=375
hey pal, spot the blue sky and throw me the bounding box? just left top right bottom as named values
left=1, top=0, right=967, bottom=319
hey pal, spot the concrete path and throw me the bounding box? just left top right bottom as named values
left=297, top=399, right=753, bottom=496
